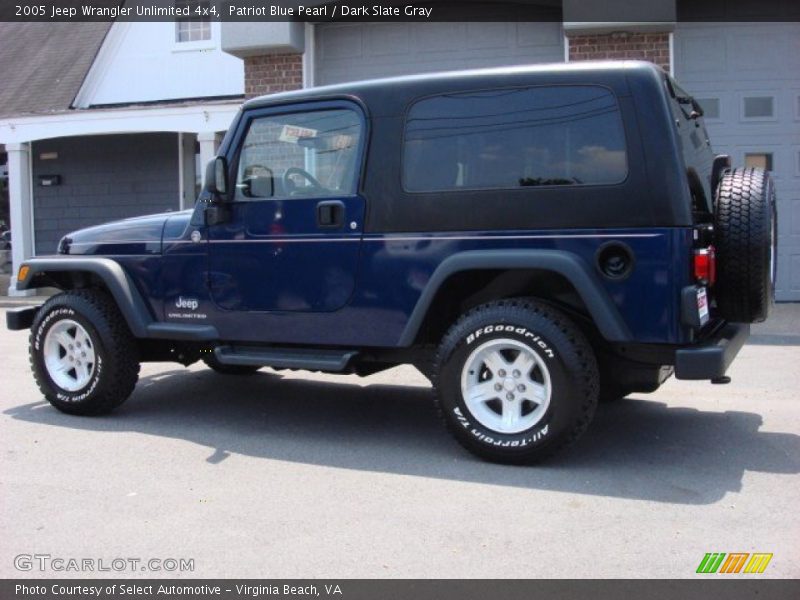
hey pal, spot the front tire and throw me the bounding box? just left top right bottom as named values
left=434, top=299, right=599, bottom=464
left=30, top=290, right=140, bottom=415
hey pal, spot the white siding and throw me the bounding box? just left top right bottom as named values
left=76, top=22, right=244, bottom=107
left=675, top=23, right=800, bottom=301
left=314, top=22, right=565, bottom=86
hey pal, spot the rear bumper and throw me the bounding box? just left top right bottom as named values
left=674, top=322, right=749, bottom=380
left=6, top=306, right=40, bottom=330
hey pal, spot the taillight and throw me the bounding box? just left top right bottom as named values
left=694, top=246, right=716, bottom=286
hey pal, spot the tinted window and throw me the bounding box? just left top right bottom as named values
left=697, top=98, right=720, bottom=119
left=235, top=109, right=361, bottom=201
left=743, top=96, right=774, bottom=119
left=745, top=152, right=773, bottom=172
left=403, top=85, right=627, bottom=192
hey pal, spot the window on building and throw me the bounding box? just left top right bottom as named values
left=743, top=96, right=774, bottom=119
left=745, top=152, right=773, bottom=171
left=402, top=85, right=627, bottom=192
left=696, top=98, right=720, bottom=119
left=235, top=109, right=362, bottom=201
left=175, top=0, right=211, bottom=43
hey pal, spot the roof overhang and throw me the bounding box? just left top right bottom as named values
left=0, top=101, right=241, bottom=144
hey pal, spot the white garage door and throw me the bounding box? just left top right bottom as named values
left=675, top=23, right=800, bottom=301
left=314, top=22, right=565, bottom=86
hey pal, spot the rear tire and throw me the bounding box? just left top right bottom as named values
left=434, top=299, right=599, bottom=464
left=30, top=289, right=140, bottom=415
left=714, top=167, right=777, bottom=323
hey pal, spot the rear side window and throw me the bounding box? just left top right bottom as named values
left=402, top=85, right=627, bottom=192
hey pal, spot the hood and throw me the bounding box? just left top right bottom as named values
left=60, top=210, right=193, bottom=255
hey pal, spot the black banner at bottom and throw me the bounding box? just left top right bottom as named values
left=2, top=580, right=799, bottom=600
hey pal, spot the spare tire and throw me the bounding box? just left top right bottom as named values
left=714, top=167, right=777, bottom=323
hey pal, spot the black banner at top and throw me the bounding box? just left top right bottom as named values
left=2, top=0, right=800, bottom=22
left=3, top=1, right=559, bottom=22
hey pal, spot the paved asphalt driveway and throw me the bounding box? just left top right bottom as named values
left=1, top=305, right=798, bottom=578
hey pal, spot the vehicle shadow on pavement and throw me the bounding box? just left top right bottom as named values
left=6, top=367, right=800, bottom=505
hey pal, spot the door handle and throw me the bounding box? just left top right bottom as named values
left=316, top=200, right=345, bottom=228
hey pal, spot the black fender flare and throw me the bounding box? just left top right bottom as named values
left=398, top=249, right=632, bottom=345
left=15, top=257, right=218, bottom=341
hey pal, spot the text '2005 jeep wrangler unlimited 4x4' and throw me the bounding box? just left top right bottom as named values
left=8, top=62, right=776, bottom=464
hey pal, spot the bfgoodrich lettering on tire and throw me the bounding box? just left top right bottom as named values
left=30, top=289, right=140, bottom=416
left=433, top=299, right=599, bottom=464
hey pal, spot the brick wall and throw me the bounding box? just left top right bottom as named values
left=244, top=53, right=303, bottom=99
left=568, top=32, right=670, bottom=73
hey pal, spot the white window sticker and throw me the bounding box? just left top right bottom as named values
left=697, top=287, right=709, bottom=325
left=279, top=124, right=318, bottom=144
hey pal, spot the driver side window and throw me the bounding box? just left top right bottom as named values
left=234, top=108, right=362, bottom=201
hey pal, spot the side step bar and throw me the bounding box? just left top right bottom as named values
left=214, top=345, right=358, bottom=372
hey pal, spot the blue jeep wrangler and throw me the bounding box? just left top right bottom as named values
left=7, top=62, right=776, bottom=463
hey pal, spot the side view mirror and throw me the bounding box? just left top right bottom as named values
left=247, top=174, right=274, bottom=198
left=240, top=165, right=275, bottom=198
left=205, top=156, right=228, bottom=196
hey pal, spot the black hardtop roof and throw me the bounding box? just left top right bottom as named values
left=243, top=60, right=665, bottom=113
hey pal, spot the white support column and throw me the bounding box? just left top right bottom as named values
left=197, top=131, right=222, bottom=185
left=302, top=22, right=315, bottom=88
left=668, top=31, right=675, bottom=77
left=178, top=132, right=185, bottom=208
left=6, top=142, right=35, bottom=296
left=178, top=132, right=198, bottom=210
